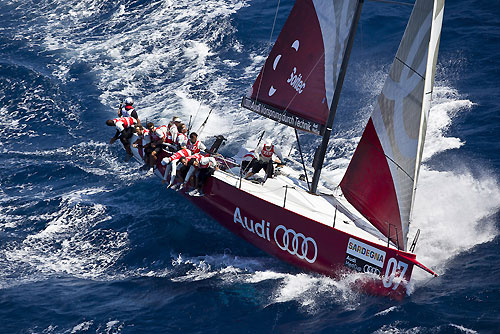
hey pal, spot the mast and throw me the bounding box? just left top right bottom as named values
left=310, top=0, right=364, bottom=194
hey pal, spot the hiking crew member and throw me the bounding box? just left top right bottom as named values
left=177, top=155, right=196, bottom=186
left=132, top=125, right=151, bottom=161
left=176, top=123, right=188, bottom=150
left=118, top=97, right=141, bottom=126
left=180, top=154, right=200, bottom=188
left=106, top=116, right=137, bottom=160
left=160, top=148, right=192, bottom=188
left=245, top=140, right=283, bottom=180
left=166, top=116, right=182, bottom=145
left=185, top=155, right=218, bottom=196
left=186, top=132, right=206, bottom=154
left=142, top=122, right=168, bottom=171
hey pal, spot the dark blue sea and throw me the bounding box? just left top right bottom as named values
left=1, top=0, right=499, bottom=333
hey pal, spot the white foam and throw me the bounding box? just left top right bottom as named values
left=449, top=324, right=478, bottom=334
left=375, top=306, right=400, bottom=317
left=2, top=196, right=127, bottom=285
left=71, top=321, right=94, bottom=333
left=411, top=166, right=500, bottom=279
left=166, top=253, right=363, bottom=312
left=373, top=324, right=423, bottom=334
left=105, top=320, right=122, bottom=334
left=423, top=86, right=472, bottom=160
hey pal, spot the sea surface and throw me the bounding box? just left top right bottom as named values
left=1, top=0, right=499, bottom=333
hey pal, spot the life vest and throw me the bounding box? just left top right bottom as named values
left=152, top=125, right=168, bottom=142
left=140, top=129, right=151, bottom=144
left=187, top=139, right=202, bottom=154
left=260, top=145, right=274, bottom=159
left=243, top=150, right=257, bottom=161
left=176, top=133, right=188, bottom=147
left=166, top=123, right=178, bottom=144
left=114, top=117, right=136, bottom=129
left=169, top=148, right=191, bottom=161
left=199, top=156, right=216, bottom=169
left=121, top=105, right=135, bottom=118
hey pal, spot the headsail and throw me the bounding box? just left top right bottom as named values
left=340, top=0, right=444, bottom=250
left=241, top=0, right=358, bottom=135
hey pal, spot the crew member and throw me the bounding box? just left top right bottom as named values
left=186, top=132, right=206, bottom=154
left=132, top=124, right=151, bottom=162
left=245, top=140, right=283, bottom=180
left=175, top=123, right=188, bottom=150
left=160, top=148, right=192, bottom=188
left=165, top=116, right=182, bottom=146
left=186, top=155, right=218, bottom=196
left=118, top=97, right=141, bottom=126
left=142, top=122, right=169, bottom=171
left=240, top=150, right=257, bottom=176
left=106, top=116, right=137, bottom=161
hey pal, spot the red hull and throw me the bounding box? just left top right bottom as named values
left=186, top=175, right=417, bottom=299
left=134, top=146, right=419, bottom=298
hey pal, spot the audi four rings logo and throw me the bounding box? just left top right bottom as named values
left=363, top=264, right=381, bottom=275
left=274, top=225, right=318, bottom=263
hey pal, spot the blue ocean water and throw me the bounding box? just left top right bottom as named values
left=1, top=0, right=499, bottom=333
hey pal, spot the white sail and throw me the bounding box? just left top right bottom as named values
left=340, top=0, right=444, bottom=250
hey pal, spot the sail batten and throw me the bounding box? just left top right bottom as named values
left=340, top=0, right=444, bottom=251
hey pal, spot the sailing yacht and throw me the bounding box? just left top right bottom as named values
left=130, top=0, right=444, bottom=298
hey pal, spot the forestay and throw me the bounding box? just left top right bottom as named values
left=340, top=0, right=444, bottom=250
left=241, top=0, right=358, bottom=135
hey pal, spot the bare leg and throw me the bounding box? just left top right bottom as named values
left=168, top=160, right=177, bottom=187
left=150, top=151, right=157, bottom=168
left=163, top=163, right=172, bottom=186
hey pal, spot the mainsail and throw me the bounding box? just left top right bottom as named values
left=340, top=0, right=444, bottom=250
left=241, top=0, right=359, bottom=135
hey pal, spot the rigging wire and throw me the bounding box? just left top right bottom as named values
left=294, top=129, right=310, bottom=191
left=254, top=0, right=281, bottom=102
left=367, top=0, right=414, bottom=6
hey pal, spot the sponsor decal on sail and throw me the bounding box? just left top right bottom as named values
left=241, top=97, right=322, bottom=135
left=287, top=67, right=306, bottom=94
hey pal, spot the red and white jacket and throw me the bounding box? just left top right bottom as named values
left=186, top=139, right=206, bottom=154
left=184, top=156, right=216, bottom=185
left=199, top=156, right=217, bottom=169
left=121, top=105, right=135, bottom=118
left=161, top=148, right=192, bottom=165
left=114, top=117, right=136, bottom=132
left=166, top=122, right=178, bottom=144
left=187, top=153, right=203, bottom=162
left=242, top=150, right=257, bottom=162
left=151, top=125, right=169, bottom=143
left=258, top=144, right=283, bottom=163
left=176, top=132, right=188, bottom=148
left=139, top=128, right=151, bottom=145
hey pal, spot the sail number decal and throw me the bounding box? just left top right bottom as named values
left=344, top=238, right=409, bottom=290
left=382, top=258, right=409, bottom=290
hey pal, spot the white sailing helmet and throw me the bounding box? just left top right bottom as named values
left=264, top=139, right=272, bottom=148
left=124, top=97, right=134, bottom=106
